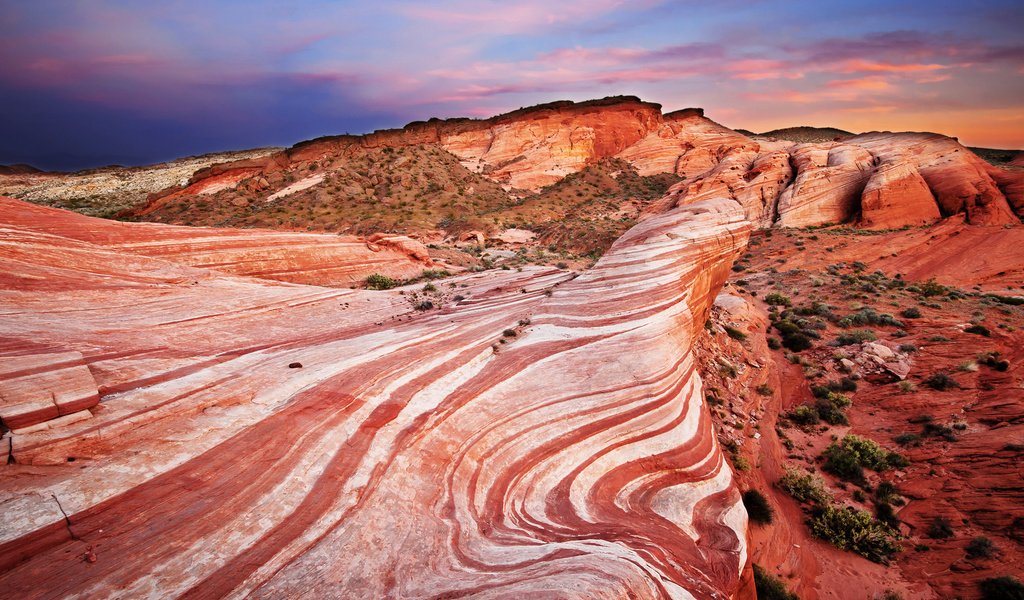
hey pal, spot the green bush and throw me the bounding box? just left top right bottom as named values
left=743, top=490, right=774, bottom=525
left=779, top=469, right=832, bottom=505
left=366, top=273, right=398, bottom=290
left=822, top=435, right=905, bottom=484
left=724, top=325, right=747, bottom=341
left=421, top=268, right=451, bottom=280
left=767, top=337, right=782, bottom=350
left=782, top=332, right=813, bottom=352
left=809, top=505, right=901, bottom=563
left=756, top=383, right=773, bottom=396
left=979, top=576, right=1024, bottom=600
left=835, top=329, right=877, bottom=346
left=900, top=307, right=922, bottom=319
left=788, top=405, right=820, bottom=426
left=765, top=292, right=792, bottom=306
left=753, top=564, right=798, bottom=600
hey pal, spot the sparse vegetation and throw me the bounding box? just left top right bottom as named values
left=753, top=564, right=799, bottom=600
left=724, top=325, right=747, bottom=341
left=366, top=273, right=398, bottom=290
left=742, top=490, right=774, bottom=525
left=966, top=536, right=996, bottom=559
left=808, top=505, right=901, bottom=563
left=923, top=372, right=959, bottom=391
left=821, top=435, right=906, bottom=485
left=979, top=576, right=1024, bottom=600
left=765, top=292, right=792, bottom=307
left=926, top=517, right=954, bottom=539
left=779, top=469, right=832, bottom=506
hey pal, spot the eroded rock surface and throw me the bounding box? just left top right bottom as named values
left=0, top=197, right=750, bottom=598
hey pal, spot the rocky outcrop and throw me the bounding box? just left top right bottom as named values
left=0, top=197, right=433, bottom=287
left=849, top=133, right=1018, bottom=226
left=105, top=97, right=1022, bottom=235
left=859, top=162, right=940, bottom=229
left=0, top=196, right=750, bottom=598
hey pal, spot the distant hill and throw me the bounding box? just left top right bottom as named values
left=968, top=146, right=1024, bottom=167
left=743, top=126, right=855, bottom=143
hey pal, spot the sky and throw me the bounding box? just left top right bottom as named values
left=1, top=0, right=1022, bottom=171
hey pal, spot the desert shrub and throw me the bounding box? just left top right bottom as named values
left=366, top=273, right=398, bottom=290
left=922, top=422, right=957, bottom=441
left=815, top=397, right=850, bottom=426
left=898, top=343, right=918, bottom=353
left=918, top=279, right=947, bottom=297
left=965, top=324, right=991, bottom=337
left=822, top=435, right=905, bottom=484
left=874, top=481, right=902, bottom=505
left=979, top=352, right=1010, bottom=371
left=779, top=469, right=832, bottom=505
left=421, top=268, right=451, bottom=280
left=923, top=372, right=959, bottom=391
left=415, top=301, right=434, bottom=311
left=753, top=564, right=799, bottom=600
left=783, top=332, right=813, bottom=351
left=809, top=504, right=901, bottom=563
left=894, top=432, right=921, bottom=446
left=767, top=337, right=782, bottom=350
left=839, top=307, right=903, bottom=328
left=836, top=329, right=877, bottom=345
left=743, top=490, right=774, bottom=525
left=967, top=536, right=996, bottom=559
left=724, top=325, right=747, bottom=341
left=876, top=501, right=900, bottom=528
left=756, top=383, right=773, bottom=396
left=979, top=576, right=1024, bottom=600
left=765, top=292, right=792, bottom=306
left=926, top=516, right=954, bottom=539
left=788, top=405, right=820, bottom=426
left=900, top=307, right=922, bottom=319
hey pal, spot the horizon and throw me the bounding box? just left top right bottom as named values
left=2, top=0, right=1022, bottom=171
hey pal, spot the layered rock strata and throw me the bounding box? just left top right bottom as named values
left=0, top=197, right=750, bottom=598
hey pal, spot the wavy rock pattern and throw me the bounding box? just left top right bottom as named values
left=0, top=197, right=749, bottom=598
left=0, top=197, right=433, bottom=287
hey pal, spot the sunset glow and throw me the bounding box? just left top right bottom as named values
left=1, top=0, right=1022, bottom=169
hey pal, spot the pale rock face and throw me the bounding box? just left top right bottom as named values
left=0, top=197, right=433, bottom=287
left=442, top=103, right=662, bottom=190
left=859, top=161, right=941, bottom=229
left=848, top=132, right=1018, bottom=225
left=0, top=196, right=750, bottom=599
left=775, top=143, right=875, bottom=227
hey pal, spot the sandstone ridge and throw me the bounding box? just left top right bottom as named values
left=134, top=97, right=1023, bottom=233
left=0, top=196, right=751, bottom=598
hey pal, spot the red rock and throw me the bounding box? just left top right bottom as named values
left=859, top=162, right=941, bottom=229
left=0, top=197, right=433, bottom=287
left=0, top=352, right=99, bottom=430
left=0, top=196, right=750, bottom=598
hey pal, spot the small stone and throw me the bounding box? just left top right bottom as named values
left=288, top=362, right=303, bottom=369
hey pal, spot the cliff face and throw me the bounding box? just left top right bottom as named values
left=131, top=97, right=1022, bottom=236
left=0, top=196, right=750, bottom=598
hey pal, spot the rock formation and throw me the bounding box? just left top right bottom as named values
left=115, top=97, right=1022, bottom=236
left=0, top=197, right=433, bottom=287
left=0, top=196, right=750, bottom=598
